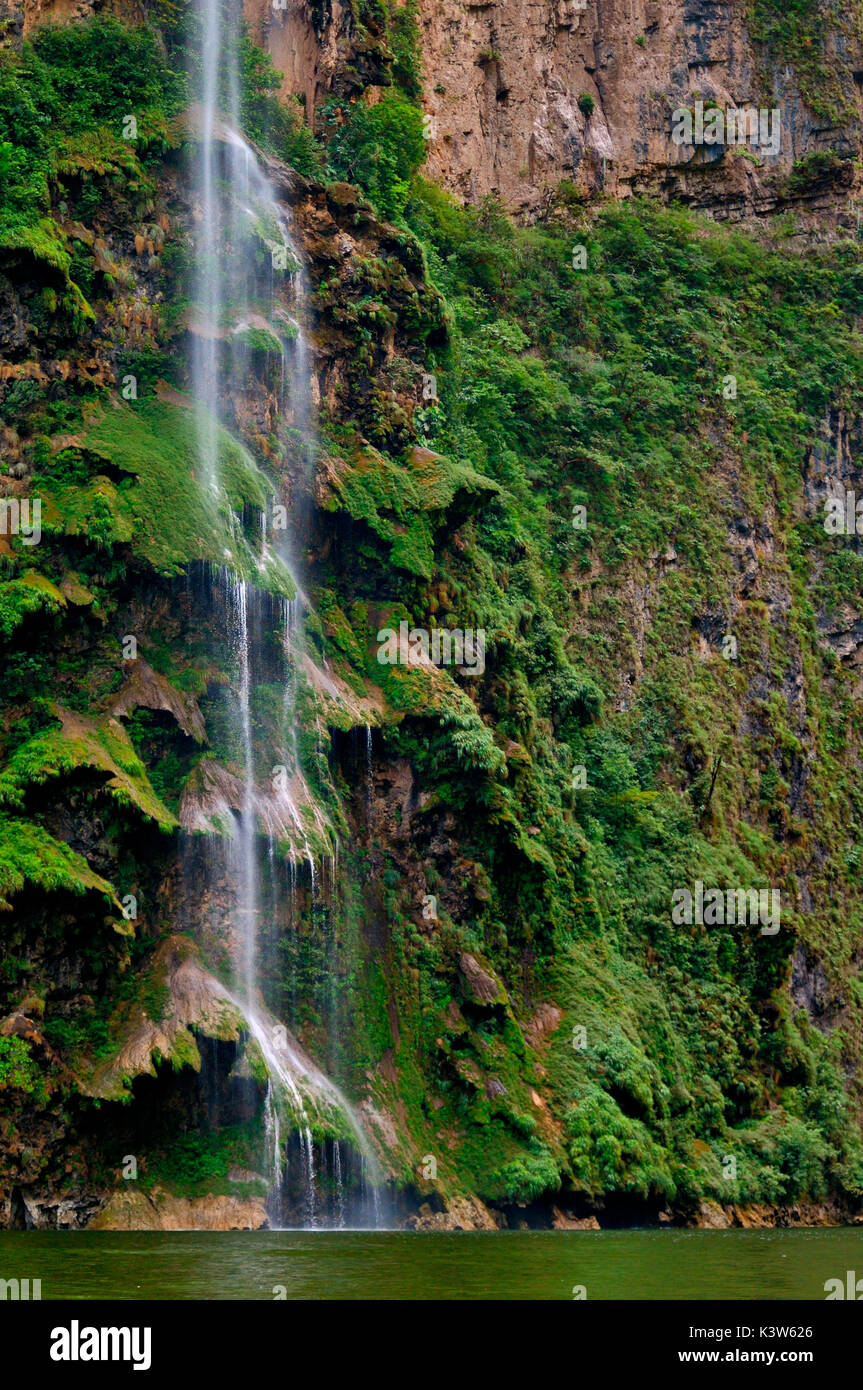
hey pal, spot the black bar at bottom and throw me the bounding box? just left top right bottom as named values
left=1, top=1298, right=857, bottom=1377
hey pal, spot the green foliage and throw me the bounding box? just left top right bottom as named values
left=3, top=4, right=863, bottom=1218
left=0, top=575, right=65, bottom=641
left=342, top=182, right=863, bottom=1206
left=387, top=0, right=423, bottom=99
left=0, top=1036, right=43, bottom=1095
left=0, top=18, right=184, bottom=260
left=0, top=716, right=176, bottom=830
left=493, top=1142, right=561, bottom=1203
left=236, top=33, right=323, bottom=177
left=565, top=1086, right=676, bottom=1198
left=321, top=92, right=427, bottom=220
left=34, top=398, right=293, bottom=593
left=0, top=815, right=116, bottom=909
left=784, top=150, right=851, bottom=196
left=138, top=1125, right=267, bottom=1197
left=320, top=439, right=495, bottom=579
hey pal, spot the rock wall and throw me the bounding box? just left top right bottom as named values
left=249, top=0, right=863, bottom=218
left=4, top=0, right=863, bottom=1229
left=11, top=0, right=863, bottom=217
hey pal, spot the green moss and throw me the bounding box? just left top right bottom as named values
left=320, top=442, right=496, bottom=580
left=0, top=1035, right=45, bottom=1098
left=36, top=398, right=294, bottom=595
left=0, top=575, right=66, bottom=640
left=0, top=711, right=176, bottom=831
left=0, top=814, right=117, bottom=910
left=135, top=1124, right=268, bottom=1198
left=233, top=325, right=288, bottom=354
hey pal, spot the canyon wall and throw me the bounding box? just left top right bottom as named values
left=3, top=1, right=863, bottom=1229
left=249, top=0, right=863, bottom=217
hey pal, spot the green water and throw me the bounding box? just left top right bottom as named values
left=1, top=1228, right=861, bottom=1300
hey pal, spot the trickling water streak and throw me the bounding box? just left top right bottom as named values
left=303, top=1126, right=316, bottom=1227
left=364, top=725, right=374, bottom=815
left=232, top=575, right=257, bottom=1008
left=264, top=1080, right=282, bottom=1192
left=192, top=0, right=225, bottom=498
left=371, top=1175, right=383, bottom=1229
left=334, top=1141, right=345, bottom=1228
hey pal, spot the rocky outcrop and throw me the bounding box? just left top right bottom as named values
left=688, top=1199, right=857, bottom=1228
left=88, top=1185, right=268, bottom=1230
left=111, top=659, right=207, bottom=744
left=416, top=0, right=863, bottom=218
left=551, top=1206, right=601, bottom=1229
left=82, top=937, right=244, bottom=1101
left=406, top=1194, right=502, bottom=1229
left=9, top=0, right=863, bottom=222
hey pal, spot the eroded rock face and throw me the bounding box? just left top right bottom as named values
left=0, top=0, right=141, bottom=42
left=416, top=0, right=863, bottom=217
left=406, top=1193, right=502, bottom=1229
left=247, top=0, right=863, bottom=218
left=89, top=1185, right=268, bottom=1230
left=687, top=1199, right=850, bottom=1228
left=10, top=1, right=863, bottom=219
left=82, top=937, right=244, bottom=1102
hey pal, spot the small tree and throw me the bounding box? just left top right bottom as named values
left=321, top=92, right=427, bottom=220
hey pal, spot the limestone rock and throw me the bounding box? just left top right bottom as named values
left=89, top=1186, right=268, bottom=1231
left=407, top=1195, right=501, bottom=1230
left=551, top=1207, right=601, bottom=1230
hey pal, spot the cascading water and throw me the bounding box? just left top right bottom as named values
left=185, top=0, right=386, bottom=1227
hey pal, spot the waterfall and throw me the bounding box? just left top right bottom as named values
left=186, top=0, right=386, bottom=1227
left=227, top=570, right=257, bottom=1010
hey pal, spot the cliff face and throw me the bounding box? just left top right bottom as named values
left=3, top=1, right=863, bottom=1231
left=251, top=0, right=863, bottom=218
left=9, top=0, right=863, bottom=218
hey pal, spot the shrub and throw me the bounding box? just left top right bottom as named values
left=0, top=1035, right=42, bottom=1094
left=321, top=92, right=427, bottom=220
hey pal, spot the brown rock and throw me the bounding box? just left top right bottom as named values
left=247, top=0, right=863, bottom=222
left=551, top=1207, right=601, bottom=1230
left=692, top=1200, right=732, bottom=1229
left=89, top=1187, right=268, bottom=1231
left=525, top=1003, right=563, bottom=1047
left=458, top=952, right=506, bottom=1007
left=112, top=658, right=206, bottom=743
left=407, top=1195, right=501, bottom=1231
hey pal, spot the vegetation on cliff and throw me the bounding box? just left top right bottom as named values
left=1, top=4, right=862, bottom=1224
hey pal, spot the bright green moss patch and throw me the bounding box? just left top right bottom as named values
left=0, top=574, right=66, bottom=640
left=319, top=442, right=496, bottom=579
left=0, top=709, right=176, bottom=831
left=36, top=398, right=294, bottom=594
left=0, top=1035, right=43, bottom=1095
left=0, top=814, right=117, bottom=910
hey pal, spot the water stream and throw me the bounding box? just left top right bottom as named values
left=186, top=0, right=385, bottom=1227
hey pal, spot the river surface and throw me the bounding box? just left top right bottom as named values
left=1, top=1228, right=861, bottom=1300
